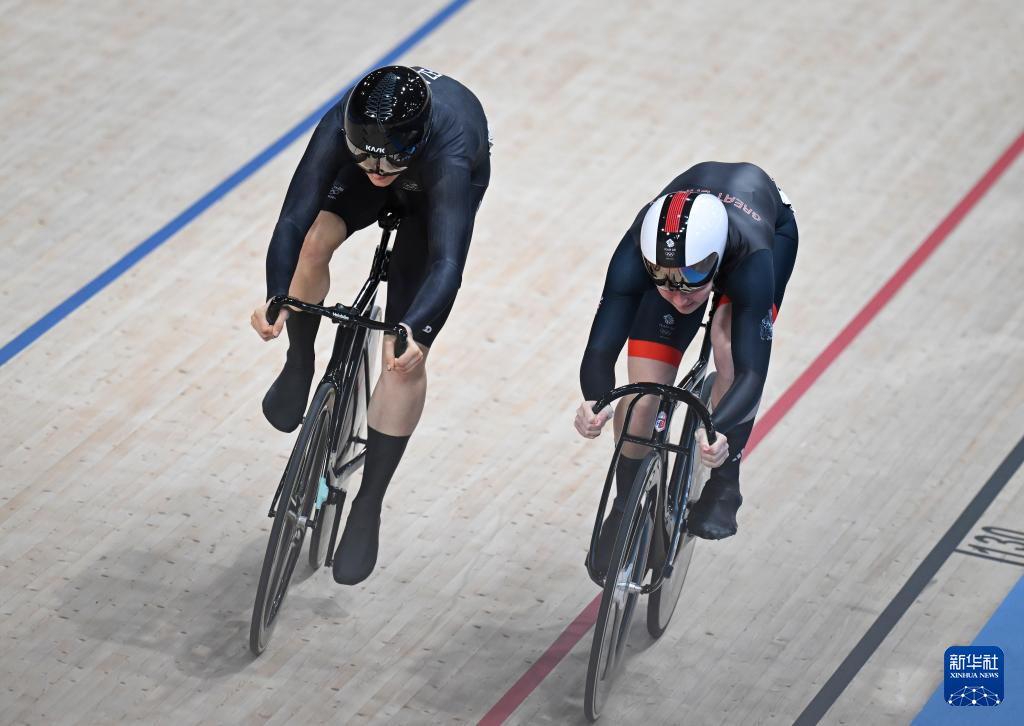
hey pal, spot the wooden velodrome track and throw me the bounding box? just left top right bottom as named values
left=2, top=1, right=1022, bottom=724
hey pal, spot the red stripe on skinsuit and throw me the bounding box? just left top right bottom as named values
left=627, top=338, right=683, bottom=366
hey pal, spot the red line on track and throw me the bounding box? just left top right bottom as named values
left=749, top=129, right=1024, bottom=451
left=477, top=598, right=601, bottom=726
left=476, top=129, right=1024, bottom=725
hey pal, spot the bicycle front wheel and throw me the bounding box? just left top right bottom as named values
left=308, top=304, right=380, bottom=569
left=584, top=451, right=659, bottom=721
left=647, top=372, right=715, bottom=638
left=250, top=384, right=334, bottom=655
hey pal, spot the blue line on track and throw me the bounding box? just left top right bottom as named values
left=0, top=0, right=473, bottom=368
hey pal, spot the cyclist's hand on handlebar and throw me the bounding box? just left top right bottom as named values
left=384, top=323, right=423, bottom=373
left=251, top=300, right=288, bottom=341
left=575, top=401, right=613, bottom=439
left=696, top=428, right=729, bottom=468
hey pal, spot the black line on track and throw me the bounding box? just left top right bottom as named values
left=793, top=432, right=1024, bottom=725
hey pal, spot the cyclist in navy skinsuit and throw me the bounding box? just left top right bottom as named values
left=574, top=161, right=798, bottom=567
left=250, top=65, right=491, bottom=585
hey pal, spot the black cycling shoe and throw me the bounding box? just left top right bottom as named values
left=687, top=481, right=742, bottom=540
left=261, top=356, right=315, bottom=433
left=332, top=500, right=382, bottom=585
left=593, top=506, right=624, bottom=574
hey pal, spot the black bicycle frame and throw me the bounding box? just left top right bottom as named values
left=585, top=303, right=718, bottom=592
left=264, top=212, right=406, bottom=518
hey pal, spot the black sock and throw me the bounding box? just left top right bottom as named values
left=264, top=305, right=323, bottom=430
left=261, top=306, right=323, bottom=432
left=283, top=306, right=321, bottom=371
left=353, top=427, right=410, bottom=514
left=613, top=454, right=644, bottom=511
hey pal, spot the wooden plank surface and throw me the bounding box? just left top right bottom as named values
left=2, top=1, right=1022, bottom=724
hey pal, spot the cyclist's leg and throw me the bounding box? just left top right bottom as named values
left=365, top=214, right=439, bottom=436
left=364, top=180, right=486, bottom=436
left=593, top=290, right=705, bottom=569
left=332, top=229, right=440, bottom=584
left=262, top=169, right=386, bottom=432
left=333, top=183, right=486, bottom=585
left=363, top=184, right=471, bottom=434
left=616, top=289, right=706, bottom=495
left=692, top=204, right=798, bottom=539
left=287, top=211, right=347, bottom=304
left=332, top=232, right=448, bottom=584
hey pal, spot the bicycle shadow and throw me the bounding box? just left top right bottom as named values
left=467, top=596, right=667, bottom=725
left=53, top=530, right=339, bottom=681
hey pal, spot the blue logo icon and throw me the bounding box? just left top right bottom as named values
left=945, top=646, right=1003, bottom=706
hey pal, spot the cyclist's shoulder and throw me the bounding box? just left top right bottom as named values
left=410, top=67, right=487, bottom=133
left=604, top=230, right=652, bottom=294
left=412, top=67, right=482, bottom=104
left=716, top=247, right=773, bottom=300
left=412, top=87, right=490, bottom=184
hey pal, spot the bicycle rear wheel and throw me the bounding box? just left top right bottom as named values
left=584, top=451, right=659, bottom=722
left=647, top=372, right=715, bottom=638
left=250, top=384, right=334, bottom=655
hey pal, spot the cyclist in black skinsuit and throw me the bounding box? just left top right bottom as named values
left=574, top=161, right=798, bottom=566
left=250, top=65, right=491, bottom=585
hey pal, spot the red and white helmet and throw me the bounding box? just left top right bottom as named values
left=640, top=192, right=728, bottom=291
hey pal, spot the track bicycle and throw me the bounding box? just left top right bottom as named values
left=582, top=305, right=718, bottom=721
left=249, top=209, right=408, bottom=656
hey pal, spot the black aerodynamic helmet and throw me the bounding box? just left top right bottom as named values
left=344, top=65, right=433, bottom=175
